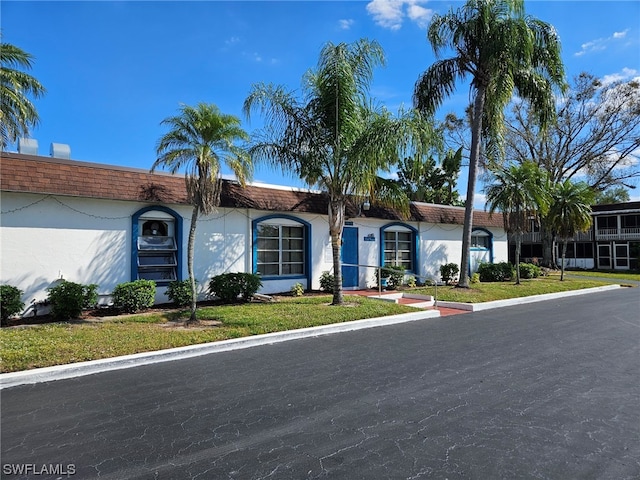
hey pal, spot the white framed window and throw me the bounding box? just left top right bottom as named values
left=381, top=224, right=417, bottom=272
left=256, top=223, right=305, bottom=276
left=384, top=230, right=413, bottom=271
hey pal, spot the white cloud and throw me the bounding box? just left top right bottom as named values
left=406, top=3, right=433, bottom=29
left=338, top=19, right=355, bottom=30
left=367, top=0, right=405, bottom=30
left=366, top=0, right=433, bottom=30
left=613, top=29, right=629, bottom=39
left=600, top=67, right=639, bottom=86
left=574, top=28, right=631, bottom=57
left=473, top=193, right=487, bottom=210
left=242, top=51, right=278, bottom=65
left=225, top=36, right=240, bottom=46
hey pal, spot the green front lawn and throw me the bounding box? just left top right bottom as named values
left=414, top=276, right=615, bottom=303
left=561, top=270, right=640, bottom=282
left=0, top=296, right=414, bottom=373
left=1, top=277, right=621, bottom=373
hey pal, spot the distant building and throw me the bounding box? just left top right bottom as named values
left=509, top=202, right=640, bottom=270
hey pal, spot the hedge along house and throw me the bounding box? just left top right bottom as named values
left=1, top=150, right=507, bottom=311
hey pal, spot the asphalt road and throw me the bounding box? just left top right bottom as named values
left=1, top=288, right=639, bottom=479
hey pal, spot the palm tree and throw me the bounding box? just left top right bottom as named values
left=485, top=162, right=549, bottom=284
left=413, top=0, right=565, bottom=287
left=244, top=39, right=431, bottom=305
left=547, top=180, right=594, bottom=281
left=1, top=41, right=46, bottom=148
left=152, top=103, right=252, bottom=323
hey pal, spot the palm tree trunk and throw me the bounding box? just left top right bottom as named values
left=560, top=240, right=567, bottom=281
left=187, top=205, right=199, bottom=323
left=329, top=198, right=345, bottom=305
left=458, top=87, right=486, bottom=288
left=515, top=233, right=522, bottom=285
left=540, top=222, right=556, bottom=268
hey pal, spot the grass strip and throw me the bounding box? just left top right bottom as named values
left=1, top=296, right=413, bottom=373
left=560, top=271, right=640, bottom=282
left=413, top=276, right=615, bottom=303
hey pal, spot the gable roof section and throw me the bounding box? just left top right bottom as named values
left=0, top=152, right=503, bottom=228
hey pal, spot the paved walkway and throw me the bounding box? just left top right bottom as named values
left=347, top=289, right=470, bottom=317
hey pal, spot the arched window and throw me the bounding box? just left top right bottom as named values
left=380, top=223, right=419, bottom=272
left=252, top=215, right=310, bottom=280
left=470, top=227, right=494, bottom=274
left=131, top=207, right=182, bottom=284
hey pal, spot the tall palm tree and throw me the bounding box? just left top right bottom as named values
left=1, top=41, right=46, bottom=148
left=152, top=103, right=252, bottom=323
left=413, top=0, right=565, bottom=287
left=485, top=162, right=549, bottom=284
left=547, top=180, right=594, bottom=281
left=244, top=39, right=431, bottom=305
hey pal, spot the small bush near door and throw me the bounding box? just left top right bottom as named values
left=319, top=271, right=335, bottom=292
left=375, top=265, right=405, bottom=290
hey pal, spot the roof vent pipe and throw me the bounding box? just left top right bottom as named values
left=50, top=143, right=71, bottom=159
left=18, top=138, right=38, bottom=155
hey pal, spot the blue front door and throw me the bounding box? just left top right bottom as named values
left=341, top=227, right=359, bottom=288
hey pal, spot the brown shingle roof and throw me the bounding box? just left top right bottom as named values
left=1, top=152, right=503, bottom=228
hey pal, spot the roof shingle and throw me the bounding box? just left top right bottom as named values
left=1, top=152, right=503, bottom=228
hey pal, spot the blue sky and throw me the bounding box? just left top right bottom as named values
left=3, top=1, right=640, bottom=204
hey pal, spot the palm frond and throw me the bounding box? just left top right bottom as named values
left=0, top=42, right=46, bottom=147
left=153, top=103, right=252, bottom=212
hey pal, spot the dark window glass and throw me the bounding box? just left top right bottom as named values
left=257, top=222, right=305, bottom=276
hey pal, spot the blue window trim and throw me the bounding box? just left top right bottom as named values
left=252, top=214, right=312, bottom=284
left=379, top=222, right=419, bottom=274
left=131, top=206, right=183, bottom=284
left=469, top=227, right=494, bottom=275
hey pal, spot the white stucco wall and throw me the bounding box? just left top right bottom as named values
left=1, top=193, right=134, bottom=308
left=1, top=192, right=509, bottom=313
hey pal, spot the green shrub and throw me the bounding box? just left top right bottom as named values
left=406, top=276, right=417, bottom=288
left=478, top=262, right=515, bottom=282
left=319, top=271, right=335, bottom=292
left=165, top=279, right=194, bottom=307
left=375, top=265, right=405, bottom=290
left=112, top=279, right=156, bottom=313
left=1, top=285, right=25, bottom=324
left=209, top=273, right=262, bottom=303
left=291, top=282, right=304, bottom=297
left=440, top=263, right=460, bottom=285
left=519, top=262, right=542, bottom=279
left=47, top=281, right=99, bottom=320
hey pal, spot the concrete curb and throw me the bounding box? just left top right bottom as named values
left=436, top=284, right=622, bottom=311
left=0, top=310, right=440, bottom=389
